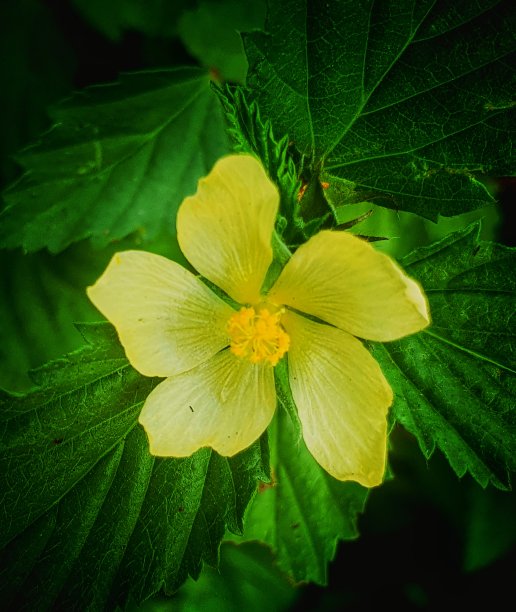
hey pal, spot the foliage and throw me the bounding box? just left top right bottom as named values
left=0, top=68, right=228, bottom=252
left=0, top=324, right=269, bottom=609
left=373, top=224, right=516, bottom=490
left=0, top=0, right=514, bottom=608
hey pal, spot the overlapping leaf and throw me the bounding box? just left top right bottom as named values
left=232, top=406, right=368, bottom=585
left=0, top=323, right=269, bottom=609
left=0, top=68, right=228, bottom=253
left=177, top=0, right=266, bottom=83
left=0, top=247, right=101, bottom=392
left=372, top=223, right=516, bottom=489
left=0, top=234, right=185, bottom=393
left=215, top=85, right=301, bottom=239
left=243, top=0, right=515, bottom=219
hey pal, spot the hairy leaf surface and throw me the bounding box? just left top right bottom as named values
left=243, top=0, right=515, bottom=218
left=0, top=323, right=268, bottom=609
left=0, top=68, right=228, bottom=252
left=373, top=224, right=516, bottom=489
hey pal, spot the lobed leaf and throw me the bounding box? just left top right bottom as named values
left=0, top=323, right=269, bottom=609
left=373, top=223, right=516, bottom=489
left=232, top=407, right=368, bottom=585
left=243, top=0, right=515, bottom=219
left=0, top=68, right=229, bottom=253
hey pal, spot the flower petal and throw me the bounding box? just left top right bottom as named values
left=177, top=154, right=279, bottom=305
left=87, top=250, right=234, bottom=377
left=138, top=350, right=276, bottom=456
left=283, top=311, right=392, bottom=487
left=269, top=230, right=429, bottom=342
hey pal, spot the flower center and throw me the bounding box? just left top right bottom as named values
left=227, top=306, right=290, bottom=366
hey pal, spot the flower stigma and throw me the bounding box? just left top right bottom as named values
left=227, top=305, right=290, bottom=366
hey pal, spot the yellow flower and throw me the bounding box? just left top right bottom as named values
left=87, top=155, right=429, bottom=487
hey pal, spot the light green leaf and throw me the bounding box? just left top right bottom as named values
left=0, top=68, right=229, bottom=253
left=0, top=323, right=269, bottom=609
left=215, top=85, right=302, bottom=241
left=177, top=0, right=266, bottom=83
left=243, top=0, right=515, bottom=219
left=231, top=408, right=368, bottom=585
left=372, top=223, right=516, bottom=489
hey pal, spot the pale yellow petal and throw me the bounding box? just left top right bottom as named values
left=138, top=350, right=276, bottom=456
left=87, top=250, right=234, bottom=377
left=177, top=154, right=279, bottom=305
left=283, top=311, right=392, bottom=487
left=269, top=230, right=430, bottom=342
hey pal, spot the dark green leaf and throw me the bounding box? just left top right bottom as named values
left=215, top=85, right=302, bottom=242
left=0, top=234, right=186, bottom=393
left=0, top=323, right=268, bottom=609
left=0, top=68, right=229, bottom=253
left=243, top=0, right=515, bottom=219
left=462, top=485, right=516, bottom=571
left=372, top=223, right=516, bottom=489
left=231, top=408, right=368, bottom=585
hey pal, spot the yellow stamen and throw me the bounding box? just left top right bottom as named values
left=227, top=306, right=290, bottom=366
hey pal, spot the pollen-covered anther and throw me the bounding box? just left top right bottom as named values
left=227, top=306, right=290, bottom=366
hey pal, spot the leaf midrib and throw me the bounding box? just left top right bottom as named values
left=7, top=79, right=207, bottom=195
left=322, top=0, right=436, bottom=159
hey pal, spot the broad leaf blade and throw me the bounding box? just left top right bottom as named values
left=0, top=68, right=229, bottom=253
left=0, top=323, right=268, bottom=609
left=373, top=224, right=516, bottom=489
left=244, top=0, right=515, bottom=219
left=233, top=408, right=368, bottom=585
left=0, top=234, right=185, bottom=392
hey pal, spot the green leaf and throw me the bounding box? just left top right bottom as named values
left=0, top=68, right=229, bottom=253
left=372, top=223, right=516, bottom=489
left=70, top=0, right=191, bottom=40
left=0, top=247, right=100, bottom=392
left=0, top=234, right=186, bottom=393
left=0, top=323, right=269, bottom=609
left=215, top=85, right=302, bottom=242
left=167, top=542, right=296, bottom=612
left=177, top=0, right=266, bottom=83
left=231, top=408, right=368, bottom=585
left=243, top=0, right=515, bottom=219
